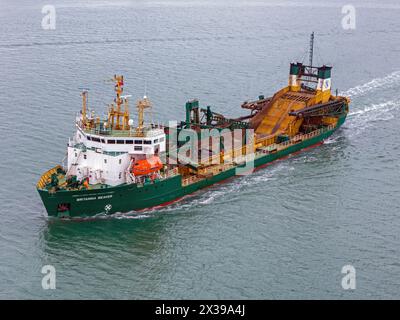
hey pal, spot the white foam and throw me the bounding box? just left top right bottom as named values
left=341, top=71, right=400, bottom=98
left=346, top=100, right=400, bottom=137
left=349, top=100, right=399, bottom=117
left=324, top=136, right=340, bottom=144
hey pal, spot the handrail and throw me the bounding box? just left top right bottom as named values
left=200, top=144, right=250, bottom=165
left=80, top=122, right=165, bottom=138
left=274, top=124, right=335, bottom=151
left=199, top=124, right=335, bottom=166
left=165, top=167, right=179, bottom=178
left=182, top=175, right=201, bottom=186
left=181, top=124, right=335, bottom=186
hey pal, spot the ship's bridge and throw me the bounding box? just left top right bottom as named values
left=73, top=75, right=166, bottom=156
left=73, top=122, right=166, bottom=156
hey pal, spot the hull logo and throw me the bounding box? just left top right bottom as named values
left=105, top=204, right=112, bottom=213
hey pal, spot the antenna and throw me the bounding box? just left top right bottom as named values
left=309, top=32, right=315, bottom=67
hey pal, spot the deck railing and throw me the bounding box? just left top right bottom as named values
left=80, top=122, right=165, bottom=137
left=273, top=124, right=335, bottom=151
left=180, top=124, right=336, bottom=187
left=182, top=175, right=202, bottom=187
left=165, top=167, right=179, bottom=178
left=199, top=125, right=335, bottom=165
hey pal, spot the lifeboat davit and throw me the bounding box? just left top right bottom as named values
left=132, top=156, right=163, bottom=176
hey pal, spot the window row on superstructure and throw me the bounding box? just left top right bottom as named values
left=85, top=135, right=164, bottom=145
left=77, top=128, right=165, bottom=146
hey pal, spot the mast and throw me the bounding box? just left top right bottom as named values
left=309, top=31, right=314, bottom=67
left=81, top=90, right=88, bottom=126
left=114, top=75, right=124, bottom=130
left=136, top=96, right=152, bottom=136
left=302, top=32, right=316, bottom=89
left=107, top=75, right=130, bottom=130
left=121, top=94, right=132, bottom=130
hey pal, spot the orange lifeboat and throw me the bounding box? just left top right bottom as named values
left=132, top=156, right=163, bottom=176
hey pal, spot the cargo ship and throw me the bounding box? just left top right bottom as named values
left=37, top=34, right=349, bottom=218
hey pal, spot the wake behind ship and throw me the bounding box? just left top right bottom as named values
left=37, top=35, right=349, bottom=218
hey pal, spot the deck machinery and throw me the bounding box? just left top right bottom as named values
left=37, top=34, right=349, bottom=217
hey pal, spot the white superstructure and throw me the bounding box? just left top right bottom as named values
left=66, top=126, right=166, bottom=186
left=65, top=75, right=166, bottom=186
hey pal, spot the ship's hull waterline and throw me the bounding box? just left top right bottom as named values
left=38, top=116, right=346, bottom=218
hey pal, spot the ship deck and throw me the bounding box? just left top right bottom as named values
left=36, top=167, right=110, bottom=192
left=38, top=124, right=339, bottom=193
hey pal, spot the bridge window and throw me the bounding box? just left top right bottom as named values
left=134, top=140, right=143, bottom=144
left=134, top=146, right=142, bottom=151
left=117, top=140, right=124, bottom=144
left=126, top=140, right=133, bottom=144
left=144, top=140, right=152, bottom=145
left=92, top=137, right=100, bottom=142
left=108, top=140, right=115, bottom=144
left=87, top=136, right=92, bottom=141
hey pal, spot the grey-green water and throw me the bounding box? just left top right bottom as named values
left=0, top=0, right=399, bottom=299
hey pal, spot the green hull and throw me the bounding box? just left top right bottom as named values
left=38, top=117, right=346, bottom=218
